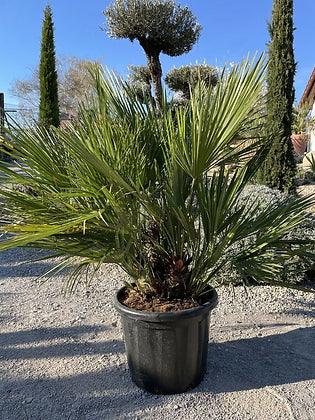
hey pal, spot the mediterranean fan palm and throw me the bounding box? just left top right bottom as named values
left=0, top=57, right=313, bottom=298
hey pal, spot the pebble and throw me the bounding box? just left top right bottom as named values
left=1, top=248, right=314, bottom=419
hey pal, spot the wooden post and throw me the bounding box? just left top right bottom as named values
left=0, top=93, right=4, bottom=135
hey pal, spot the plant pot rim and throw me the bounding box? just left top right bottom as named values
left=291, top=133, right=309, bottom=138
left=114, top=285, right=218, bottom=322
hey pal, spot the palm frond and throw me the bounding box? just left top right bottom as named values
left=1, top=55, right=314, bottom=297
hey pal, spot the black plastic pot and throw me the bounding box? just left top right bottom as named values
left=114, top=287, right=218, bottom=394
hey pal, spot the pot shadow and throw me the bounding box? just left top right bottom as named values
left=217, top=321, right=299, bottom=331
left=0, top=325, right=314, bottom=418
left=200, top=326, right=315, bottom=394
left=0, top=324, right=137, bottom=419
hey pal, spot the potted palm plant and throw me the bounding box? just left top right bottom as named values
left=0, top=58, right=314, bottom=394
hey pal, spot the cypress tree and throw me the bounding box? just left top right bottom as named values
left=259, top=0, right=296, bottom=193
left=39, top=5, right=60, bottom=127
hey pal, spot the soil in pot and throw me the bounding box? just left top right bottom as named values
left=120, top=288, right=199, bottom=312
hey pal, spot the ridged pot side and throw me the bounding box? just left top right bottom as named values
left=291, top=133, right=309, bottom=156
left=114, top=287, right=218, bottom=394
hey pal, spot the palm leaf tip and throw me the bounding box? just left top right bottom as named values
left=2, top=55, right=314, bottom=297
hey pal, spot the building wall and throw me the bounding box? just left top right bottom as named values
left=310, top=101, right=315, bottom=151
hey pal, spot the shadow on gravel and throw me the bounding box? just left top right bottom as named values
left=0, top=326, right=124, bottom=363
left=0, top=325, right=314, bottom=419
left=0, top=248, right=57, bottom=278
left=0, top=324, right=109, bottom=346
left=0, top=324, right=131, bottom=419
left=217, top=322, right=299, bottom=331
left=0, top=365, right=137, bottom=420
left=0, top=325, right=126, bottom=362
left=0, top=315, right=16, bottom=324
left=0, top=261, right=57, bottom=278
left=0, top=248, right=52, bottom=262
left=0, top=339, right=124, bottom=361
left=283, top=300, right=315, bottom=319
left=203, top=326, right=315, bottom=394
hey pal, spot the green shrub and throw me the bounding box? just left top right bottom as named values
left=213, top=185, right=315, bottom=287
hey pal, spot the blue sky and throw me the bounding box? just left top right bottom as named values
left=1, top=0, right=314, bottom=105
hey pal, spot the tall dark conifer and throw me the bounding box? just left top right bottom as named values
left=259, top=0, right=296, bottom=193
left=39, top=5, right=60, bottom=127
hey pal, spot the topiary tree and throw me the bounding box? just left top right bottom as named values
left=128, top=65, right=154, bottom=104
left=165, top=64, right=218, bottom=100
left=258, top=0, right=296, bottom=193
left=39, top=5, right=60, bottom=127
left=105, top=0, right=201, bottom=109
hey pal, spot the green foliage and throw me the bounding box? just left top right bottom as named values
left=127, top=65, right=154, bottom=103
left=1, top=57, right=314, bottom=298
left=216, top=185, right=315, bottom=287
left=305, top=153, right=315, bottom=172
left=105, top=0, right=201, bottom=109
left=105, top=0, right=201, bottom=56
left=39, top=5, right=60, bottom=128
left=128, top=65, right=152, bottom=86
left=258, top=0, right=296, bottom=193
left=292, top=106, right=315, bottom=134
left=165, top=64, right=218, bottom=100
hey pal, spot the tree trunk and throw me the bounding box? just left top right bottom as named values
left=146, top=81, right=156, bottom=109
left=138, top=38, right=163, bottom=110
left=146, top=52, right=163, bottom=111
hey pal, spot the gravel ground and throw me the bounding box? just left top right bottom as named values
left=297, top=184, right=315, bottom=212
left=0, top=248, right=314, bottom=420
